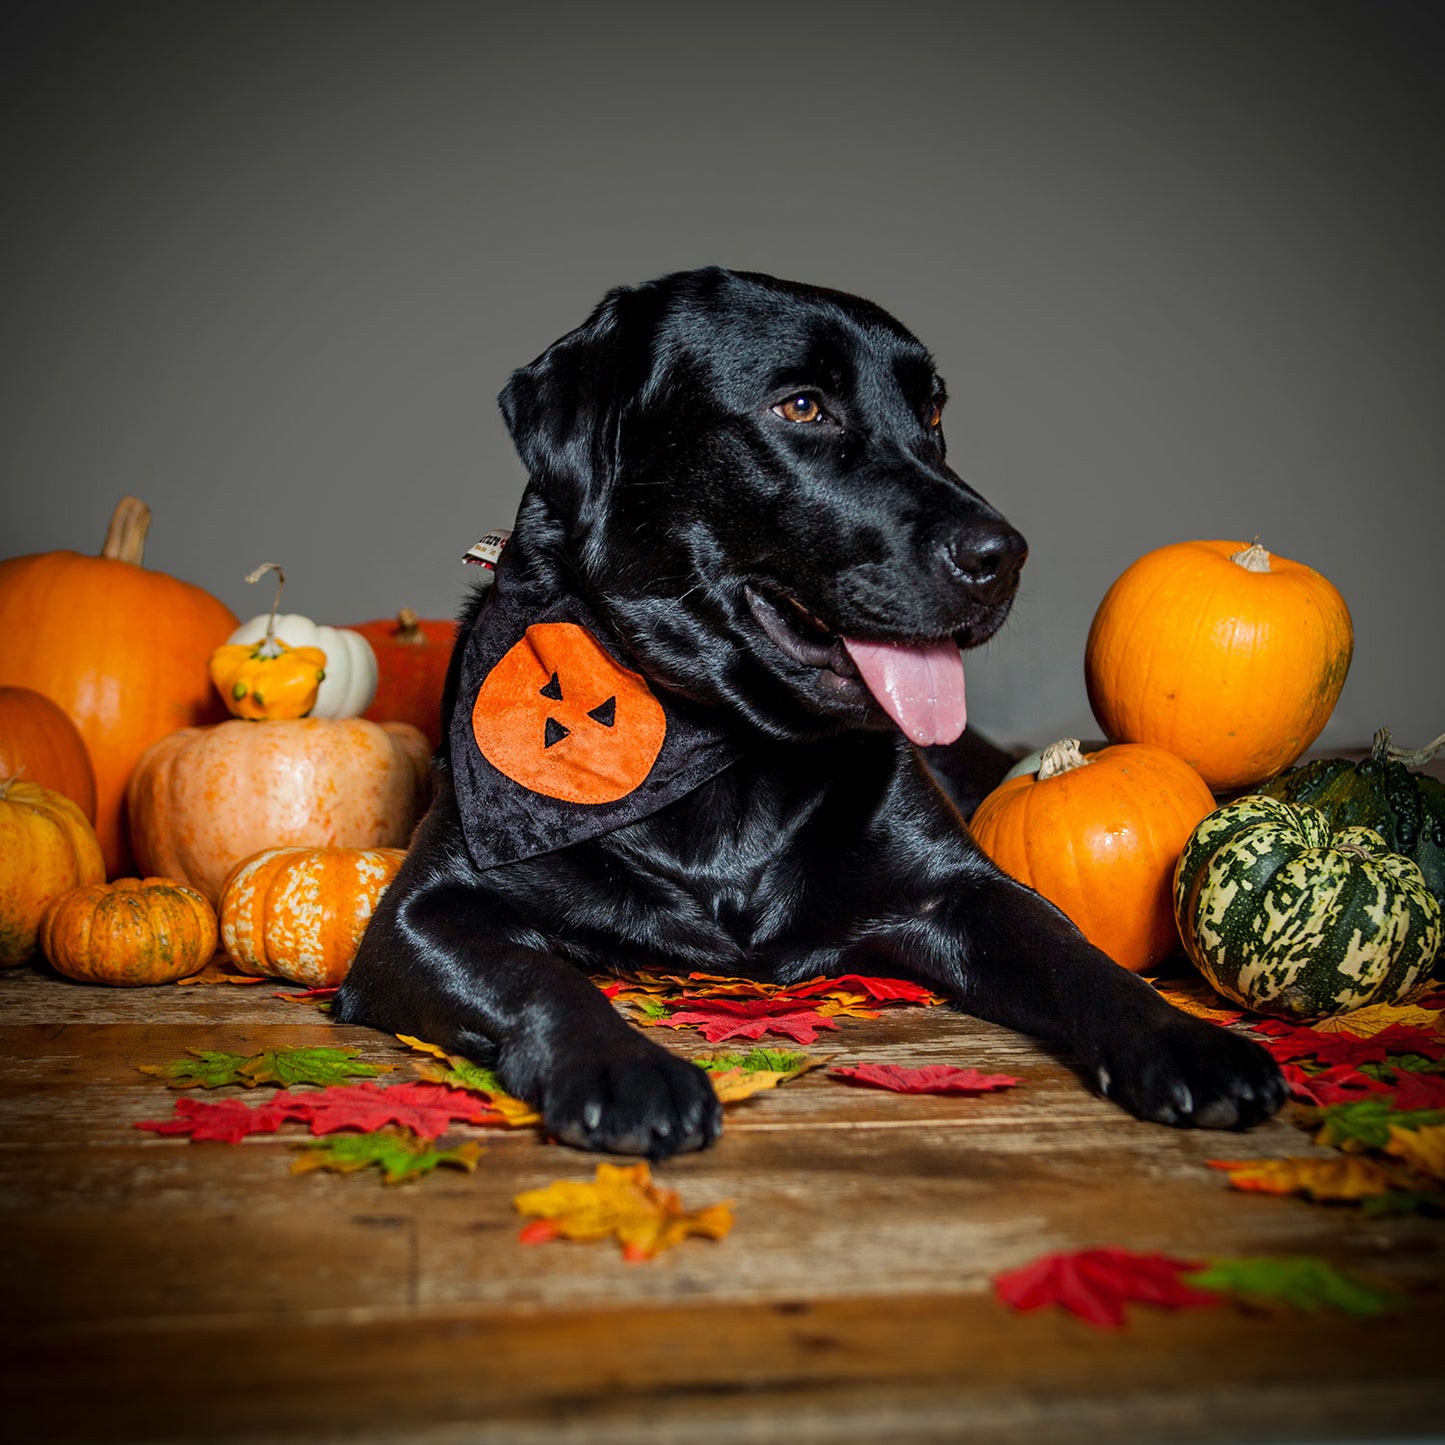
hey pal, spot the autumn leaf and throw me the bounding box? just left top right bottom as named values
left=1249, top=1021, right=1445, bottom=1069
left=136, top=1096, right=303, bottom=1143
left=1313, top=1099, right=1445, bottom=1151
left=1313, top=1002, right=1444, bottom=1038
left=694, top=1047, right=817, bottom=1075
left=291, top=1129, right=485, bottom=1184
left=829, top=1063, right=1022, bottom=1095
left=272, top=986, right=339, bottom=1009
left=811, top=997, right=881, bottom=1022
left=1280, top=1063, right=1382, bottom=1107
left=1384, top=1123, right=1445, bottom=1182
left=139, top=1050, right=257, bottom=1089
left=395, top=1036, right=543, bottom=1126
left=657, top=998, right=839, bottom=1045
left=139, top=1045, right=391, bottom=1090
left=1207, top=1155, right=1405, bottom=1202
left=1182, top=1255, right=1408, bottom=1319
left=994, top=1247, right=1217, bottom=1328
left=514, top=1161, right=733, bottom=1261
left=175, top=959, right=268, bottom=986
left=789, top=973, right=945, bottom=1006
left=1150, top=979, right=1246, bottom=1025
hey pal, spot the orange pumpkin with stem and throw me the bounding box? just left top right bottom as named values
left=219, top=845, right=407, bottom=987
left=1084, top=538, right=1353, bottom=792
left=0, top=497, right=238, bottom=875
left=40, top=876, right=217, bottom=986
left=0, top=685, right=97, bottom=821
left=0, top=777, right=106, bottom=965
left=968, top=739, right=1216, bottom=973
left=126, top=717, right=429, bottom=904
left=355, top=608, right=458, bottom=750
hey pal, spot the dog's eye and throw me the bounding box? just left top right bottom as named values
left=772, top=395, right=824, bottom=424
left=926, top=400, right=943, bottom=430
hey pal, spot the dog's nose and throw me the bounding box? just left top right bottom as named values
left=943, top=523, right=1028, bottom=604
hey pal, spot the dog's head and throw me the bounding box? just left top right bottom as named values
left=499, top=267, right=1026, bottom=744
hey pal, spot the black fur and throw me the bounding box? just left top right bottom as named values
left=335, top=267, right=1284, bottom=1157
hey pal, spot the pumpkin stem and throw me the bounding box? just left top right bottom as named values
left=1037, top=738, right=1090, bottom=780
left=1229, top=537, right=1272, bottom=573
left=0, top=772, right=23, bottom=799
left=100, top=496, right=151, bottom=565
left=243, top=562, right=288, bottom=659
left=395, top=608, right=425, bottom=644
left=1376, top=727, right=1445, bottom=768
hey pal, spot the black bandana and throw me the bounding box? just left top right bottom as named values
left=450, top=530, right=741, bottom=872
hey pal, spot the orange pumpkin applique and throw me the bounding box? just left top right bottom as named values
left=472, top=623, right=666, bottom=804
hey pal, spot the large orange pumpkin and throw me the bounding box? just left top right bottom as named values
left=219, top=845, right=407, bottom=987
left=968, top=739, right=1216, bottom=973
left=1084, top=539, right=1353, bottom=792
left=0, top=777, right=106, bottom=965
left=354, top=608, right=458, bottom=750
left=0, top=497, right=238, bottom=875
left=0, top=685, right=96, bottom=821
left=126, top=717, right=429, bottom=904
left=473, top=622, right=667, bottom=804
left=39, top=876, right=217, bottom=986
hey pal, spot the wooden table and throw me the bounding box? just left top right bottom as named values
left=2, top=962, right=1441, bottom=1443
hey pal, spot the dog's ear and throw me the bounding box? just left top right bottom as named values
left=499, top=283, right=662, bottom=531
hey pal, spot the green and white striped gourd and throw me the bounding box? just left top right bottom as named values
left=1173, top=794, right=1441, bottom=1020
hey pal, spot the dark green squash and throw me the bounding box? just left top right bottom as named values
left=1259, top=729, right=1445, bottom=920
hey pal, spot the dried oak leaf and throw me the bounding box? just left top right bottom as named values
left=1207, top=1155, right=1405, bottom=1202
left=291, top=1129, right=484, bottom=1184
left=994, top=1247, right=1217, bottom=1328
left=657, top=998, right=839, bottom=1045
left=1182, top=1255, right=1408, bottom=1319
left=515, top=1161, right=734, bottom=1261
left=829, top=1063, right=1021, bottom=1095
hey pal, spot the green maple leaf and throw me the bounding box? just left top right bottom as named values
left=139, top=1050, right=258, bottom=1089
left=415, top=1055, right=506, bottom=1094
left=140, top=1046, right=391, bottom=1091
left=1360, top=1190, right=1445, bottom=1218
left=291, top=1129, right=484, bottom=1184
left=240, top=1047, right=390, bottom=1088
left=696, top=1047, right=811, bottom=1075
left=1184, top=1256, right=1407, bottom=1319
left=1359, top=1055, right=1445, bottom=1081
left=1315, top=1099, right=1445, bottom=1150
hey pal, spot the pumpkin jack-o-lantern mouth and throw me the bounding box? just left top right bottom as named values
left=473, top=623, right=667, bottom=804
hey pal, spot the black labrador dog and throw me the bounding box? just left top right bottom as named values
left=335, top=266, right=1284, bottom=1157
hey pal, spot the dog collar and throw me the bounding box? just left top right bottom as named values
left=449, top=523, right=740, bottom=871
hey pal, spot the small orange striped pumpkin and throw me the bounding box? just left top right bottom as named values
left=39, top=876, right=217, bottom=985
left=218, top=845, right=406, bottom=987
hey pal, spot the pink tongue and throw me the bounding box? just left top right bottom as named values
left=840, top=636, right=967, bottom=746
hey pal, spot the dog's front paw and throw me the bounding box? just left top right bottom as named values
left=1090, top=1013, right=1287, bottom=1130
left=539, top=1037, right=724, bottom=1159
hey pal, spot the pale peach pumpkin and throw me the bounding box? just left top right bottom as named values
left=126, top=717, right=428, bottom=903
left=219, top=845, right=406, bottom=987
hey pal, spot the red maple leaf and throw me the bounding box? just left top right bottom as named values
left=1280, top=1063, right=1384, bottom=1107
left=136, top=1097, right=305, bottom=1143
left=660, top=998, right=839, bottom=1044
left=790, top=974, right=943, bottom=1005
left=1387, top=1071, right=1445, bottom=1110
left=1250, top=1021, right=1445, bottom=1068
left=828, top=1063, right=1021, bottom=1095
left=994, top=1247, right=1218, bottom=1328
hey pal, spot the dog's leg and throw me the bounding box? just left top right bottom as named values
left=872, top=872, right=1287, bottom=1129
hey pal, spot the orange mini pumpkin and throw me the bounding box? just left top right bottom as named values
left=0, top=685, right=96, bottom=821
left=473, top=622, right=666, bottom=804
left=219, top=845, right=407, bottom=987
left=355, top=608, right=458, bottom=750
left=0, top=777, right=106, bottom=965
left=127, top=717, right=429, bottom=904
left=39, top=875, right=217, bottom=986
left=968, top=739, right=1216, bottom=973
left=1084, top=539, right=1353, bottom=792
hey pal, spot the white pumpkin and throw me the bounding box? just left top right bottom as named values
left=226, top=613, right=378, bottom=718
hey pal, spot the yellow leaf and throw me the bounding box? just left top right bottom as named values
left=708, top=1067, right=796, bottom=1102
left=514, top=1161, right=733, bottom=1260
left=1313, top=1003, right=1444, bottom=1038
left=1384, top=1124, right=1445, bottom=1182
left=1152, top=979, right=1243, bottom=1023
left=1208, top=1154, right=1403, bottom=1202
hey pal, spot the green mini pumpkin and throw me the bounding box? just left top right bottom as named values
left=1259, top=728, right=1445, bottom=921
left=1173, top=794, right=1441, bottom=1020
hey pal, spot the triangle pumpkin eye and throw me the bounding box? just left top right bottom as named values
left=543, top=716, right=570, bottom=748
left=539, top=672, right=563, bottom=701
left=588, top=696, right=616, bottom=727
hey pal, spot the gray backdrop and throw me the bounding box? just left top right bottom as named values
left=4, top=0, right=1442, bottom=754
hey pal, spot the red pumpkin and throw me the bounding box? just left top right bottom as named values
left=472, top=622, right=666, bottom=804
left=0, top=686, right=96, bottom=821
left=0, top=497, right=238, bottom=875
left=354, top=609, right=457, bottom=750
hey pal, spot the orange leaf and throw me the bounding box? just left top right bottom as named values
left=1208, top=1155, right=1403, bottom=1202
left=514, top=1162, right=733, bottom=1260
